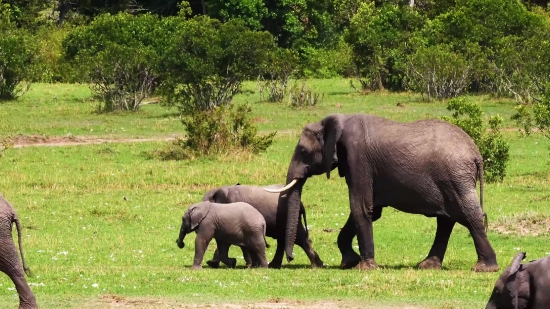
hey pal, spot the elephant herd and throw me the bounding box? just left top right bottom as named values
left=1, top=113, right=549, bottom=309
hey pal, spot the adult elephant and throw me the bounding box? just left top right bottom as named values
left=0, top=194, right=38, bottom=309
left=203, top=184, right=323, bottom=268
left=266, top=113, right=498, bottom=272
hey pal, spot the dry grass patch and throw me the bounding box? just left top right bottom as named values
left=491, top=212, right=550, bottom=236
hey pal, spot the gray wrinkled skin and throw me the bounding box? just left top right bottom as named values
left=202, top=184, right=323, bottom=269
left=0, top=194, right=38, bottom=309
left=486, top=252, right=550, bottom=309
left=279, top=113, right=498, bottom=272
left=176, top=201, right=269, bottom=269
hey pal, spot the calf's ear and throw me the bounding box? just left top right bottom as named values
left=188, top=203, right=211, bottom=230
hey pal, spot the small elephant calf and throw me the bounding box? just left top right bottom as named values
left=176, top=201, right=269, bottom=269
left=486, top=252, right=550, bottom=309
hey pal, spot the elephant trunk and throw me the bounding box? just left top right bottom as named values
left=176, top=221, right=187, bottom=249
left=484, top=300, right=497, bottom=309
left=282, top=177, right=305, bottom=263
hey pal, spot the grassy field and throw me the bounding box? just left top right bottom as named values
left=0, top=80, right=549, bottom=308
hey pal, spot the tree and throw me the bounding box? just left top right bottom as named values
left=345, top=2, right=424, bottom=91
left=62, top=12, right=162, bottom=111
left=159, top=16, right=275, bottom=114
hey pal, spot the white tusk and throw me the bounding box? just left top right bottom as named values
left=264, top=179, right=298, bottom=193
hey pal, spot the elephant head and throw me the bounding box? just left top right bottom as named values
left=486, top=252, right=530, bottom=309
left=265, top=114, right=346, bottom=261
left=176, top=202, right=211, bottom=249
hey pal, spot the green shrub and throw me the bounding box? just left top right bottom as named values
left=0, top=136, right=13, bottom=158
left=512, top=91, right=550, bottom=140
left=153, top=103, right=276, bottom=160
left=257, top=48, right=299, bottom=103
left=160, top=16, right=274, bottom=114
left=442, top=97, right=510, bottom=183
left=405, top=44, right=472, bottom=100
left=297, top=41, right=355, bottom=78
left=0, top=21, right=35, bottom=100
left=33, top=25, right=71, bottom=83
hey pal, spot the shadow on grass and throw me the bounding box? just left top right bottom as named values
left=145, top=112, right=181, bottom=119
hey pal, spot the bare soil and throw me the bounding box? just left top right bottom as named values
left=81, top=295, right=426, bottom=309
left=9, top=130, right=298, bottom=148
left=11, top=134, right=178, bottom=148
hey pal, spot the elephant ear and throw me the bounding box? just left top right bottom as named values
left=188, top=202, right=211, bottom=231
left=321, top=114, right=344, bottom=179
left=509, top=252, right=527, bottom=309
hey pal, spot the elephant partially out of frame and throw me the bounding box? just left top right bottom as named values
left=486, top=252, right=550, bottom=309
left=0, top=194, right=38, bottom=309
left=267, top=113, right=498, bottom=272
left=202, top=184, right=323, bottom=269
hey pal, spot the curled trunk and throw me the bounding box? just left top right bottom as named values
left=176, top=222, right=187, bottom=249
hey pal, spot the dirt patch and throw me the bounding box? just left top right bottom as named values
left=85, top=296, right=426, bottom=309
left=11, top=134, right=178, bottom=148
left=491, top=212, right=550, bottom=236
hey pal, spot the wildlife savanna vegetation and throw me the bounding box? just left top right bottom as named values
left=1, top=0, right=550, bottom=308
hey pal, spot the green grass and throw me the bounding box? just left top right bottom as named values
left=0, top=79, right=519, bottom=139
left=0, top=80, right=548, bottom=308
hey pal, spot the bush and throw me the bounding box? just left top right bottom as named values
left=153, top=103, right=276, bottom=160
left=442, top=97, right=510, bottom=183
left=512, top=91, right=550, bottom=140
left=33, top=25, right=71, bottom=83
left=160, top=16, right=275, bottom=114
left=62, top=13, right=162, bottom=112
left=257, top=48, right=299, bottom=103
left=0, top=22, right=35, bottom=100
left=405, top=44, right=472, bottom=100
left=0, top=137, right=13, bottom=158
left=288, top=80, right=323, bottom=108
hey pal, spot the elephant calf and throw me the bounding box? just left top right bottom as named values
left=202, top=184, right=323, bottom=269
left=486, top=252, right=550, bottom=309
left=176, top=201, right=269, bottom=269
left=0, top=194, right=38, bottom=309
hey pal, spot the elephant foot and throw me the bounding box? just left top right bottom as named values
left=472, top=260, right=499, bottom=272
left=417, top=256, right=442, bottom=270
left=355, top=259, right=378, bottom=270
left=268, top=261, right=282, bottom=269
left=311, top=259, right=324, bottom=268
left=206, top=260, right=220, bottom=269
left=190, top=265, right=202, bottom=270
left=227, top=258, right=237, bottom=268
left=245, top=262, right=253, bottom=268
left=339, top=252, right=361, bottom=269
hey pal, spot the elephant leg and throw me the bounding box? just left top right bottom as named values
left=455, top=192, right=498, bottom=272
left=191, top=231, right=214, bottom=270
left=268, top=238, right=284, bottom=269
left=348, top=180, right=377, bottom=270
left=0, top=238, right=37, bottom=309
left=240, top=246, right=253, bottom=268
left=206, top=249, right=221, bottom=269
left=249, top=238, right=268, bottom=268
left=215, top=240, right=237, bottom=268
left=295, top=222, right=323, bottom=268
left=418, top=216, right=455, bottom=270
left=338, top=214, right=361, bottom=269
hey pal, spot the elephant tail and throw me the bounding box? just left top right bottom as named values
left=13, top=214, right=32, bottom=277
left=475, top=157, right=487, bottom=232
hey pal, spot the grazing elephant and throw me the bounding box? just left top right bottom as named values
left=176, top=201, right=269, bottom=269
left=202, top=184, right=323, bottom=269
left=266, top=113, right=498, bottom=272
left=486, top=252, right=550, bottom=309
left=0, top=195, right=38, bottom=309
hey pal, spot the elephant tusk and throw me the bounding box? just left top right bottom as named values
left=264, top=179, right=298, bottom=193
